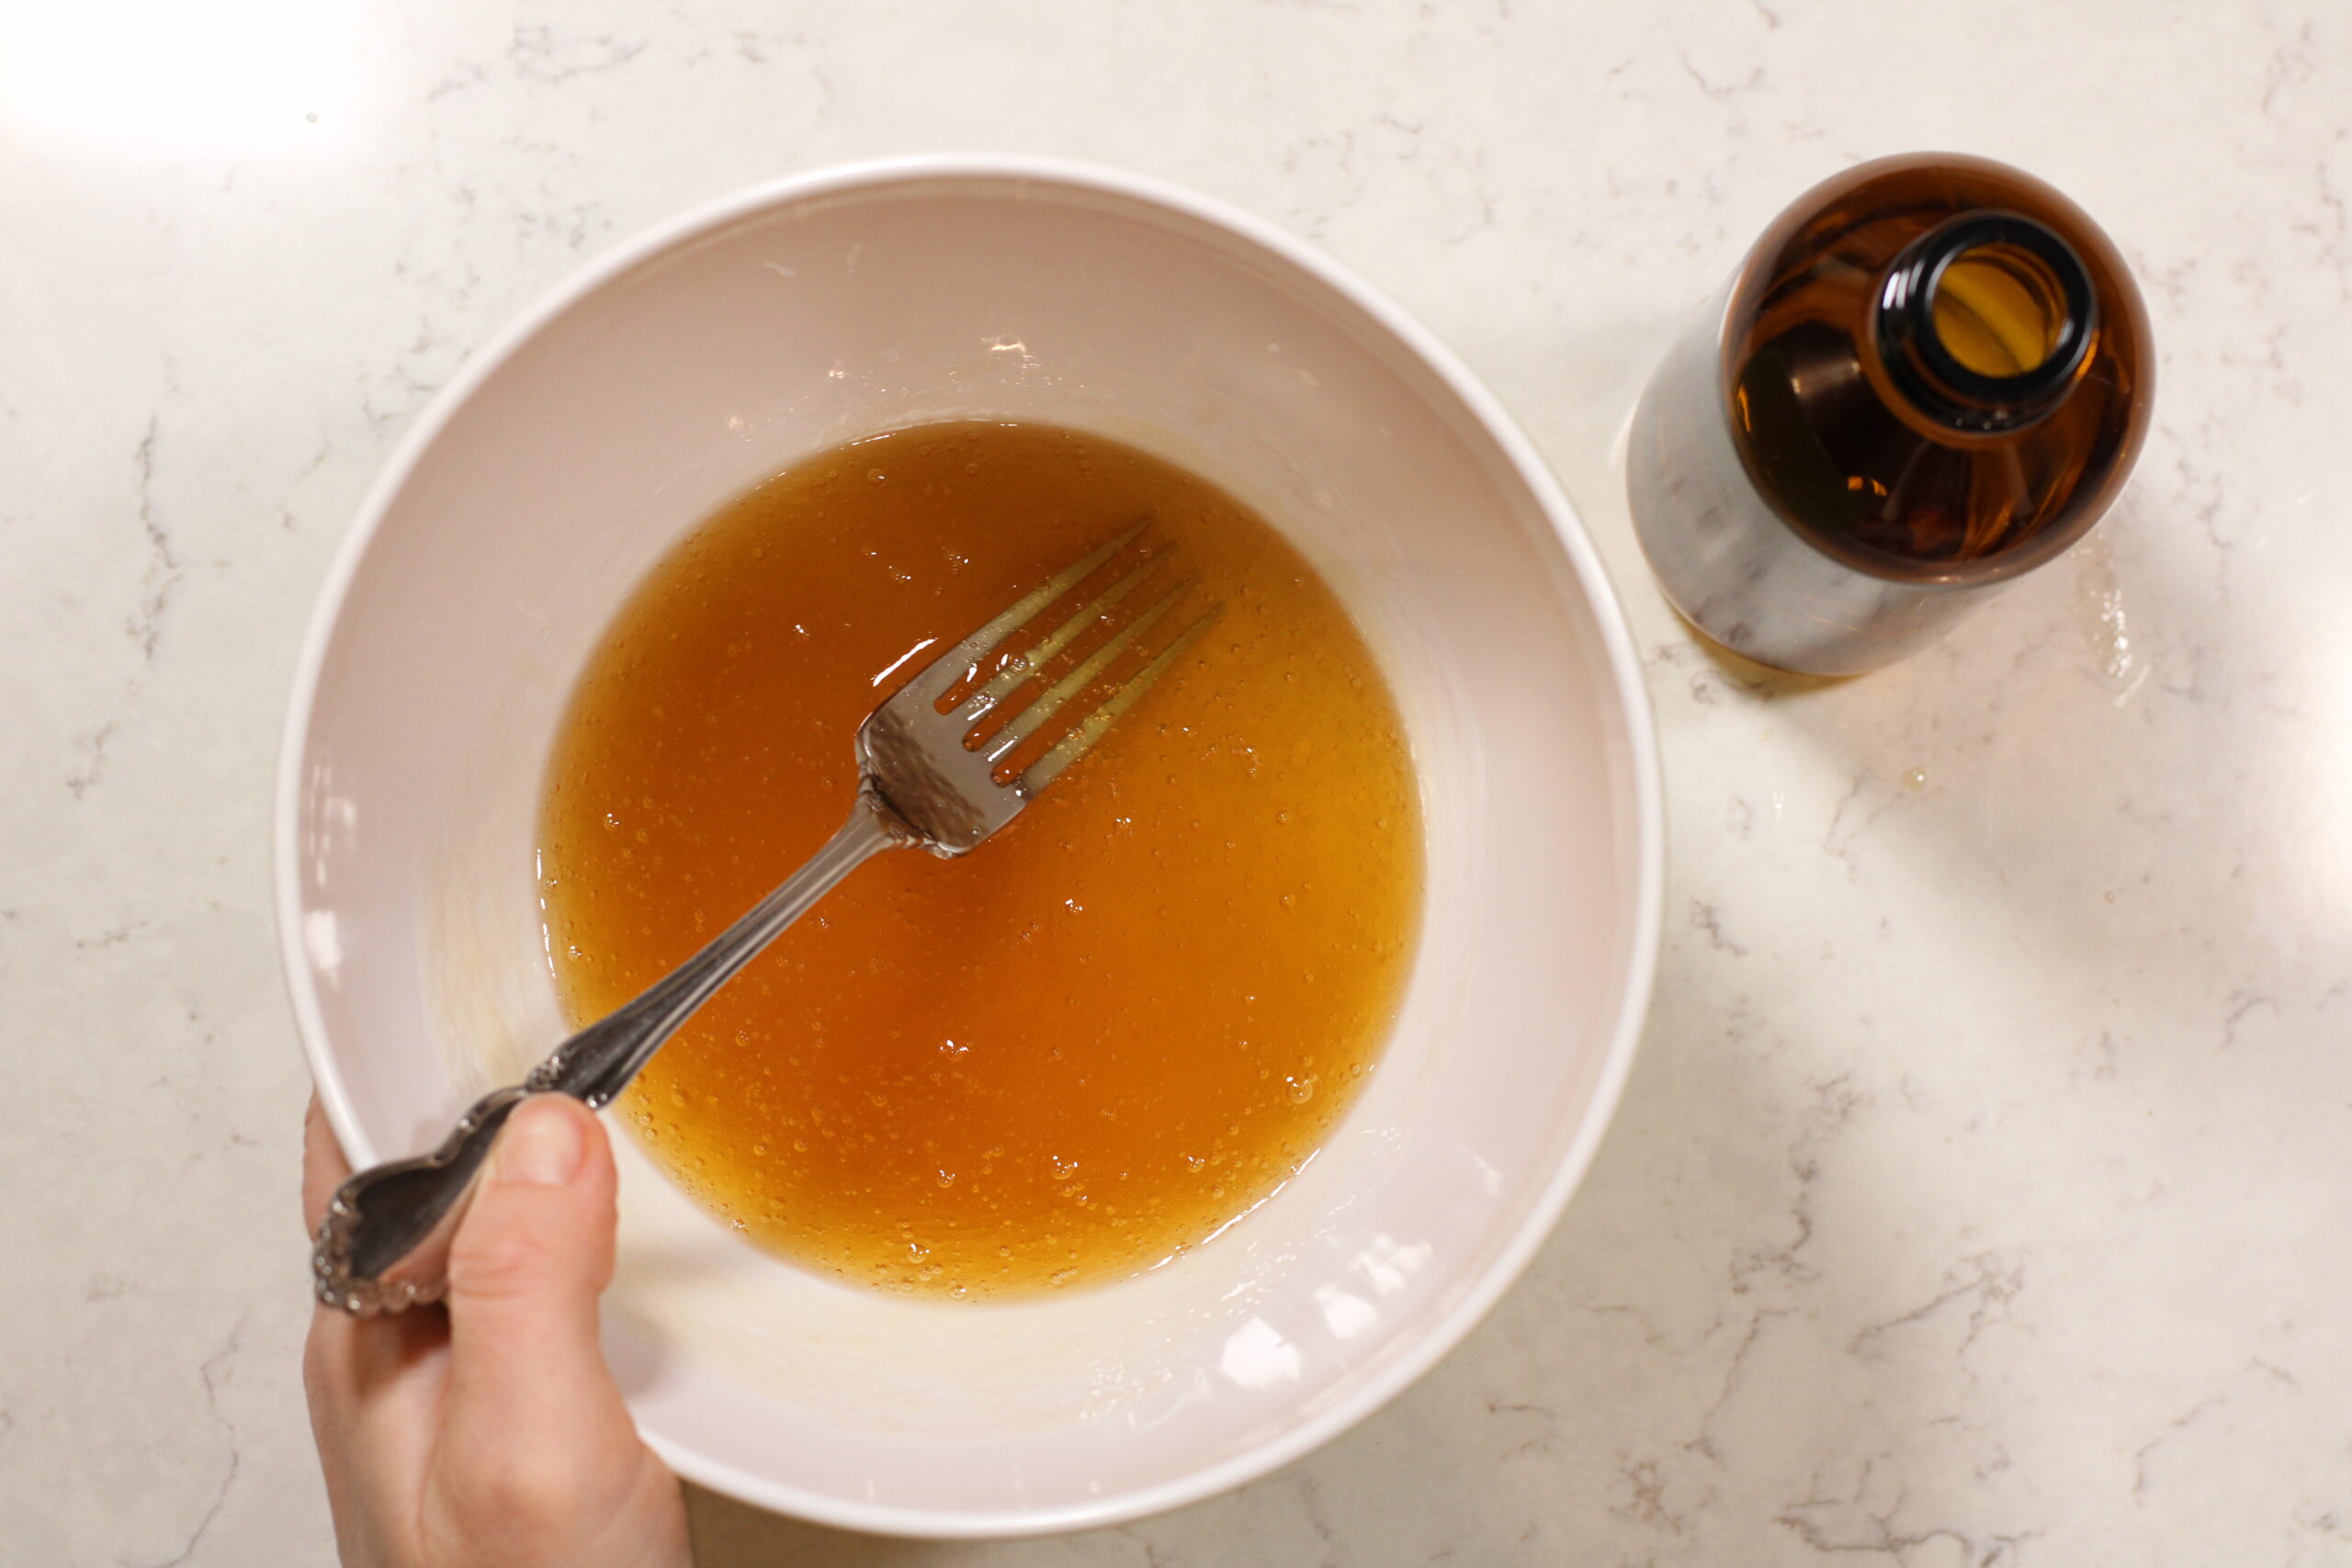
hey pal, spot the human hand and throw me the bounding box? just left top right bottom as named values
left=302, top=1093, right=691, bottom=1568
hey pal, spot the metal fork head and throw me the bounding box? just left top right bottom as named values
left=855, top=525, right=1218, bottom=856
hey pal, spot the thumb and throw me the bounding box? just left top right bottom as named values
left=443, top=1094, right=629, bottom=1441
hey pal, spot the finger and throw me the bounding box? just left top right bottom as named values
left=303, top=1085, right=455, bottom=1568
left=303, top=1092, right=353, bottom=1237
left=441, top=1095, right=631, bottom=1448
left=431, top=1096, right=686, bottom=1562
left=305, top=1295, right=451, bottom=1477
left=304, top=1090, right=438, bottom=1413
left=304, top=1086, right=450, bottom=1450
left=308, top=1293, right=456, bottom=1568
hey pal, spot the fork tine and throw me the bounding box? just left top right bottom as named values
left=979, top=576, right=1195, bottom=764
left=1018, top=606, right=1222, bottom=793
left=956, top=549, right=1167, bottom=721
left=902, top=521, right=1148, bottom=703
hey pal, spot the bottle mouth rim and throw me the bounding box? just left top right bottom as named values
left=1876, top=210, right=2098, bottom=433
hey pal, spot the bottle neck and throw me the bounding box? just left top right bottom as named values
left=1873, top=210, right=2098, bottom=434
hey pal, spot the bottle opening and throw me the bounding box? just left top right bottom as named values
left=1876, top=210, right=2097, bottom=433
left=1932, top=245, right=2065, bottom=378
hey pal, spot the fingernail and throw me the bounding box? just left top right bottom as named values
left=496, top=1097, right=584, bottom=1187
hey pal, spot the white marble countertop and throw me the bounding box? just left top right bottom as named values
left=6, top=1, right=2347, bottom=1562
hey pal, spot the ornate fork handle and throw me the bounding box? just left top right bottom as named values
left=312, top=794, right=910, bottom=1314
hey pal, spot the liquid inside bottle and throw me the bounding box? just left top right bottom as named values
left=1728, top=160, right=2147, bottom=577
left=1628, top=153, right=2154, bottom=674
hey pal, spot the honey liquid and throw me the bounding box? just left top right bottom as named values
left=538, top=422, right=1422, bottom=1297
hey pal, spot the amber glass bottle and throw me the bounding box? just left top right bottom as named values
left=1627, top=153, right=2153, bottom=674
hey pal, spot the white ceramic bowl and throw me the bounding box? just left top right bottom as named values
left=278, top=155, right=1661, bottom=1538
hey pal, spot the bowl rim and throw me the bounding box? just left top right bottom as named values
left=275, top=152, right=1665, bottom=1540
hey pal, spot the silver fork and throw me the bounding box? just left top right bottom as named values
left=312, top=525, right=1216, bottom=1314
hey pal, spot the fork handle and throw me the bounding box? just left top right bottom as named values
left=528, top=790, right=910, bottom=1106
left=311, top=791, right=910, bottom=1314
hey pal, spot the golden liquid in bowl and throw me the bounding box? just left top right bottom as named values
left=538, top=422, right=1421, bottom=1296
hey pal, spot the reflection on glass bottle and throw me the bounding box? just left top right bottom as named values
left=1627, top=153, right=2154, bottom=675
